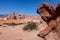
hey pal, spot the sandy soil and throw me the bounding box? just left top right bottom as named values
left=0, top=22, right=47, bottom=40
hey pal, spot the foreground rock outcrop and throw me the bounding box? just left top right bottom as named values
left=37, top=2, right=60, bottom=40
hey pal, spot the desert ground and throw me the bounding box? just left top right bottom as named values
left=0, top=21, right=47, bottom=40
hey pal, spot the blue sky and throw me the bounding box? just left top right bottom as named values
left=0, top=0, right=60, bottom=16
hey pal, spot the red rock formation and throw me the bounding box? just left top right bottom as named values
left=37, top=2, right=60, bottom=40
left=7, top=12, right=16, bottom=20
left=18, top=14, right=25, bottom=19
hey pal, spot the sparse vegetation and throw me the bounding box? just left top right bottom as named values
left=40, top=21, right=43, bottom=24
left=23, top=21, right=38, bottom=31
left=3, top=22, right=24, bottom=28
left=8, top=22, right=19, bottom=26
left=3, top=22, right=23, bottom=26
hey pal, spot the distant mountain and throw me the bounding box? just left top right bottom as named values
left=0, top=14, right=8, bottom=18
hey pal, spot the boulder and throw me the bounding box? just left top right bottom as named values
left=37, top=2, right=60, bottom=40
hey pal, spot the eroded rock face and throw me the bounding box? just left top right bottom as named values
left=37, top=2, right=60, bottom=23
left=7, top=12, right=16, bottom=20
left=37, top=2, right=60, bottom=40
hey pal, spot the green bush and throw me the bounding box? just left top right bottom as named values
left=23, top=21, right=38, bottom=31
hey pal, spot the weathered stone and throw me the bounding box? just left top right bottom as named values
left=7, top=12, right=16, bottom=20
left=37, top=2, right=60, bottom=40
